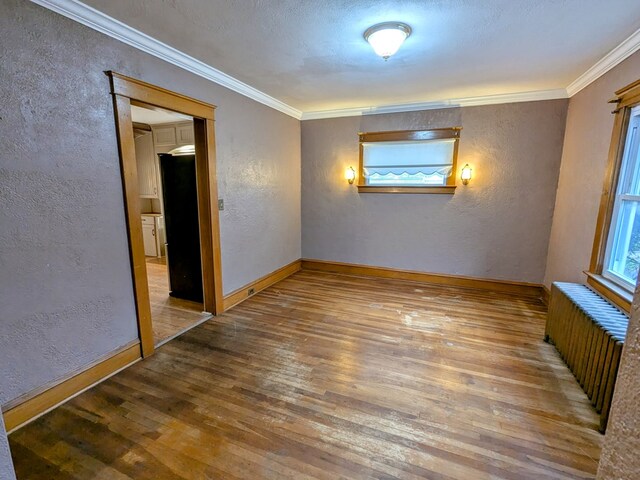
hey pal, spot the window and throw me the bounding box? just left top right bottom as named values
left=589, top=78, right=640, bottom=311
left=357, top=128, right=461, bottom=193
left=603, top=106, right=640, bottom=290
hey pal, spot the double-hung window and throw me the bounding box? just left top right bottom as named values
left=357, top=128, right=461, bottom=193
left=603, top=105, right=640, bottom=290
left=589, top=79, right=640, bottom=311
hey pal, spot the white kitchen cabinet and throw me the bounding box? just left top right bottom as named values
left=141, top=214, right=165, bottom=257
left=142, top=224, right=157, bottom=257
left=153, top=126, right=177, bottom=146
left=176, top=123, right=194, bottom=145
left=134, top=131, right=158, bottom=198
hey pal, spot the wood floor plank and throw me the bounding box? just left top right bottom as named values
left=9, top=270, right=601, bottom=479
left=145, top=256, right=211, bottom=346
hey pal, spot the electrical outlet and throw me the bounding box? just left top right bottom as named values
left=218, top=199, right=224, bottom=211
left=248, top=288, right=255, bottom=295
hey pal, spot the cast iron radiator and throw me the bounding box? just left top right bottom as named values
left=544, top=282, right=628, bottom=433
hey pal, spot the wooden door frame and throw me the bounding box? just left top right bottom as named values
left=106, top=71, right=223, bottom=358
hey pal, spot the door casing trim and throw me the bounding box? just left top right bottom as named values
left=107, top=71, right=223, bottom=357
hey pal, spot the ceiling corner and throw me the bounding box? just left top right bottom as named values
left=30, top=0, right=303, bottom=119
left=567, top=26, right=640, bottom=97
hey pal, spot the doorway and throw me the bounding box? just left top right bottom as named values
left=107, top=72, right=223, bottom=357
left=131, top=105, right=211, bottom=347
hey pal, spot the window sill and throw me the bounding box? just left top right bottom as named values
left=357, top=185, right=457, bottom=194
left=584, top=271, right=632, bottom=313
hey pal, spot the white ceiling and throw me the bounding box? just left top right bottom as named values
left=131, top=105, right=191, bottom=125
left=81, top=0, right=640, bottom=115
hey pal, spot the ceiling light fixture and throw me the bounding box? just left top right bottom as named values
left=364, top=22, right=412, bottom=60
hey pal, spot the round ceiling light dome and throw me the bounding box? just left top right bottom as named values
left=364, top=22, right=412, bottom=60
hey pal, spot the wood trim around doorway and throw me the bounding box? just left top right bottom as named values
left=106, top=71, right=223, bottom=358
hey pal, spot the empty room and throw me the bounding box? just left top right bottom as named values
left=2, top=0, right=640, bottom=479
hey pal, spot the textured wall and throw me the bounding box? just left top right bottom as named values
left=0, top=416, right=15, bottom=480
left=0, top=0, right=300, bottom=409
left=596, top=281, right=640, bottom=480
left=544, top=51, right=640, bottom=287
left=302, top=101, right=568, bottom=283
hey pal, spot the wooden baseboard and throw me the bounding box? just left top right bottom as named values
left=222, top=260, right=302, bottom=311
left=541, top=285, right=551, bottom=306
left=2, top=341, right=141, bottom=433
left=302, top=259, right=545, bottom=298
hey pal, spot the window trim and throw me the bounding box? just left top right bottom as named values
left=602, top=193, right=640, bottom=292
left=588, top=78, right=640, bottom=312
left=357, top=128, right=461, bottom=194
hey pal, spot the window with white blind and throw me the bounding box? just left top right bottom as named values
left=357, top=128, right=461, bottom=193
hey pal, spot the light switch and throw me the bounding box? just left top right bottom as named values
left=218, top=199, right=224, bottom=211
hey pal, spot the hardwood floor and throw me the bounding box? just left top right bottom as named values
left=9, top=271, right=602, bottom=479
left=146, top=256, right=211, bottom=346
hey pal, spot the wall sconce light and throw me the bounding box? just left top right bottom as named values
left=461, top=164, right=472, bottom=185
left=345, top=166, right=356, bottom=184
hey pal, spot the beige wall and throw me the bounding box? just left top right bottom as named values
left=302, top=100, right=568, bottom=284
left=540, top=51, right=640, bottom=478
left=544, top=50, right=640, bottom=287
left=0, top=0, right=300, bottom=409
left=596, top=281, right=640, bottom=480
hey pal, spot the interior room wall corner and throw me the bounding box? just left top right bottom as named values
left=596, top=279, right=640, bottom=480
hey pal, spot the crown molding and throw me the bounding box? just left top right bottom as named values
left=29, top=0, right=640, bottom=121
left=301, top=89, right=569, bottom=120
left=30, top=0, right=303, bottom=119
left=567, top=26, right=640, bottom=97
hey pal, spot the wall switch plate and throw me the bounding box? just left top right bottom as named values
left=218, top=199, right=224, bottom=211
